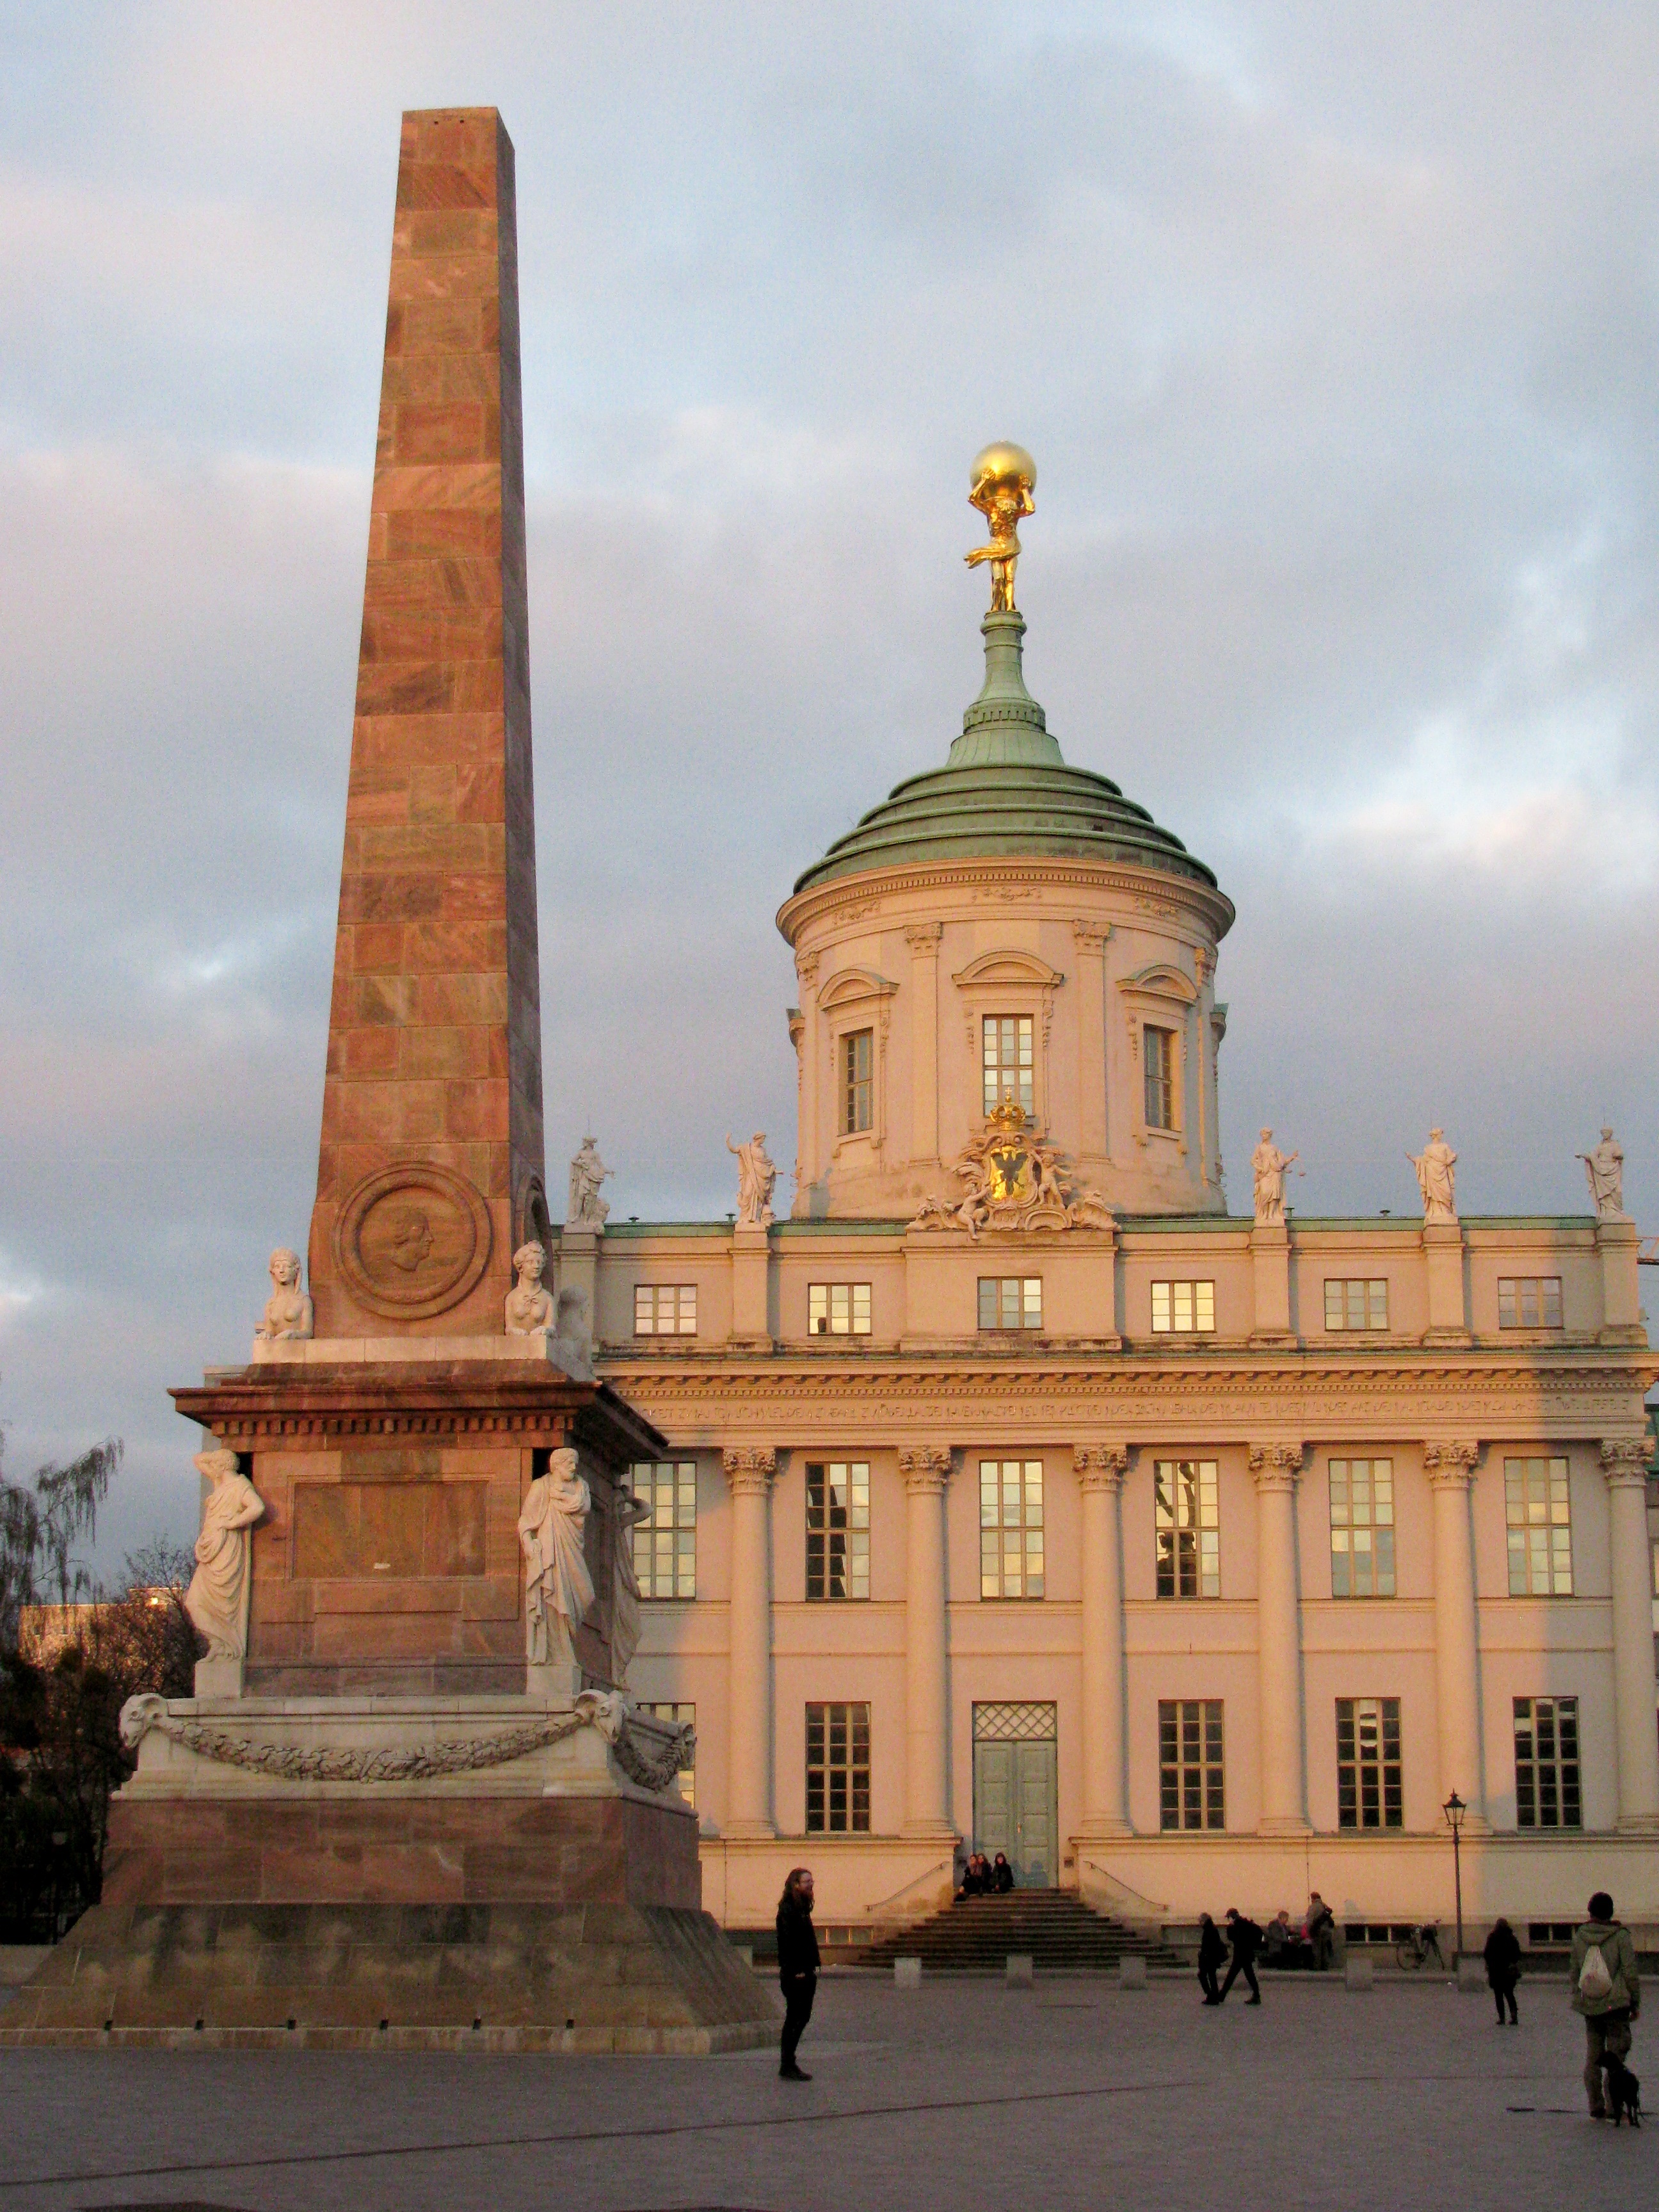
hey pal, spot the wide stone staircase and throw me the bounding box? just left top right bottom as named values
left=856, top=1889, right=1188, bottom=1973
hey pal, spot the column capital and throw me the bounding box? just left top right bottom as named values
left=796, top=951, right=820, bottom=989
left=1073, top=1443, right=1130, bottom=1491
left=899, top=1445, right=954, bottom=1493
left=1600, top=1438, right=1651, bottom=1489
left=903, top=922, right=943, bottom=952
left=1070, top=918, right=1110, bottom=952
left=1248, top=1442, right=1304, bottom=1492
left=722, top=1445, right=778, bottom=1496
left=1423, top=1440, right=1480, bottom=1489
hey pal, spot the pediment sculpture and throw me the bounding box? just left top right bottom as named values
left=909, top=1098, right=1115, bottom=1240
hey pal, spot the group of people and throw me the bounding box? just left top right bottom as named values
left=1197, top=1893, right=1336, bottom=2005
left=957, top=1851, right=1016, bottom=1896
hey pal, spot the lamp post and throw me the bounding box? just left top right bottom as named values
left=1443, top=1790, right=1466, bottom=1963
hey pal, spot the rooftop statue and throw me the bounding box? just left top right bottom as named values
left=965, top=442, right=1037, bottom=613
left=566, top=1134, right=612, bottom=1230
left=1251, top=1130, right=1299, bottom=1227
left=1579, top=1126, right=1627, bottom=1221
left=1408, top=1126, right=1459, bottom=1223
left=728, top=1132, right=777, bottom=1227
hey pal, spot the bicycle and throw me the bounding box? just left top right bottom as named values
left=1395, top=1922, right=1447, bottom=1972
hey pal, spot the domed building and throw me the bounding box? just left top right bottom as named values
left=580, top=456, right=1657, bottom=1955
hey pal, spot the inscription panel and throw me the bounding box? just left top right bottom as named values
left=293, top=1481, right=487, bottom=1580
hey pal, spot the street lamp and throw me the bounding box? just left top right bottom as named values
left=1443, top=1791, right=1466, bottom=1964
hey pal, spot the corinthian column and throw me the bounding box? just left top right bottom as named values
left=1075, top=1445, right=1131, bottom=1834
left=723, top=1447, right=777, bottom=1836
left=1249, top=1444, right=1308, bottom=1834
left=899, top=1447, right=954, bottom=1836
left=1425, top=1442, right=1487, bottom=1829
left=1601, top=1440, right=1659, bottom=1832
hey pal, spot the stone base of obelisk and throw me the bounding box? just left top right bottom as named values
left=1, top=1695, right=778, bottom=2052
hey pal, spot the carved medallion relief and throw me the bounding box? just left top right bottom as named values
left=333, top=1160, right=493, bottom=1320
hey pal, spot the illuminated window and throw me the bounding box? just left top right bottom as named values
left=1505, top=1457, right=1573, bottom=1594
left=1336, top=1698, right=1402, bottom=1829
left=1498, top=1277, right=1562, bottom=1329
left=1151, top=1281, right=1215, bottom=1334
left=806, top=1701, right=870, bottom=1832
left=979, top=1459, right=1043, bottom=1598
left=1324, top=1279, right=1388, bottom=1331
left=1514, top=1697, right=1580, bottom=1829
left=806, top=1463, right=870, bottom=1601
left=982, top=1015, right=1033, bottom=1117
left=634, top=1284, right=697, bottom=1336
left=978, top=1277, right=1041, bottom=1331
left=1155, top=1459, right=1219, bottom=1598
left=1159, top=1700, right=1224, bottom=1830
left=1329, top=1460, right=1395, bottom=1597
left=629, top=1462, right=696, bottom=1598
left=1144, top=1025, right=1174, bottom=1130
left=842, top=1030, right=872, bottom=1134
left=808, top=1283, right=872, bottom=1336
left=636, top=1701, right=695, bottom=1809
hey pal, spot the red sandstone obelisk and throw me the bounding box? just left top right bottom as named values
left=309, top=107, right=549, bottom=1339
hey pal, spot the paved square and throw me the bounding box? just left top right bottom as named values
left=3, top=1975, right=1653, bottom=2211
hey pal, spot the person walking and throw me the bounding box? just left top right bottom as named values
left=1571, top=1891, right=1640, bottom=2120
left=776, top=1866, right=821, bottom=2081
left=1306, top=1892, right=1335, bottom=1973
left=1198, top=1912, right=1227, bottom=2006
left=1218, top=1907, right=1263, bottom=2005
left=1483, top=1917, right=1521, bottom=2026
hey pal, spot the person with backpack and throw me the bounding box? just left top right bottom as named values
left=1571, top=1890, right=1640, bottom=2121
left=1218, top=1907, right=1263, bottom=2005
left=1483, top=1917, right=1521, bottom=2025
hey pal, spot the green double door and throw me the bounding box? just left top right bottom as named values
left=972, top=1704, right=1058, bottom=1887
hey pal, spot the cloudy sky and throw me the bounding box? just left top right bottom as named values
left=2, top=3, right=1656, bottom=1570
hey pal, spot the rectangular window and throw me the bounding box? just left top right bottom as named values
left=979, top=1459, right=1044, bottom=1598
left=1329, top=1459, right=1396, bottom=1598
left=806, top=1463, right=870, bottom=1601
left=1324, top=1279, right=1389, bottom=1331
left=1159, top=1699, right=1224, bottom=1831
left=629, top=1461, right=697, bottom=1598
left=805, top=1701, right=870, bottom=1833
left=1336, top=1697, right=1402, bottom=1829
left=982, top=1014, right=1034, bottom=1118
left=1150, top=1281, right=1215, bottom=1334
left=808, top=1283, right=872, bottom=1337
left=1143, top=1025, right=1174, bottom=1130
left=842, top=1029, right=873, bottom=1134
left=634, top=1283, right=697, bottom=1336
left=1514, top=1695, right=1581, bottom=1829
left=1498, top=1277, right=1562, bottom=1329
left=636, top=1701, right=696, bottom=1809
left=977, top=1277, right=1042, bottom=1331
left=1155, top=1459, right=1220, bottom=1598
left=1505, top=1457, right=1573, bottom=1595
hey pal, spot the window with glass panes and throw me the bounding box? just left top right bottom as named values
left=982, top=1015, right=1033, bottom=1117
left=1151, top=1281, right=1215, bottom=1333
left=1336, top=1697, right=1402, bottom=1828
left=1514, top=1695, right=1580, bottom=1828
left=978, top=1276, right=1041, bottom=1330
left=842, top=1029, right=873, bottom=1134
left=1329, top=1459, right=1395, bottom=1597
left=1159, top=1700, right=1224, bottom=1830
left=1143, top=1025, right=1175, bottom=1130
left=808, top=1283, right=872, bottom=1336
left=980, top=1459, right=1044, bottom=1598
left=1324, top=1279, right=1388, bottom=1331
left=805, top=1701, right=870, bottom=1832
left=1155, top=1459, right=1220, bottom=1598
left=634, top=1283, right=697, bottom=1335
left=806, top=1463, right=869, bottom=1600
left=1505, top=1457, right=1573, bottom=1594
left=636, top=1702, right=695, bottom=1809
left=1498, top=1277, right=1562, bottom=1329
left=629, top=1461, right=696, bottom=1598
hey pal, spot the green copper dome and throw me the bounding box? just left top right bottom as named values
left=792, top=609, right=1221, bottom=897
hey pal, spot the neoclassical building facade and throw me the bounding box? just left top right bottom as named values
left=563, top=588, right=1658, bottom=1944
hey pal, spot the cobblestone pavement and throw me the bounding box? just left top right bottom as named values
left=1, top=1974, right=1653, bottom=2211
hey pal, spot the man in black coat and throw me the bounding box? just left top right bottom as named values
left=776, top=1866, right=821, bottom=2080
left=1218, top=1907, right=1263, bottom=2005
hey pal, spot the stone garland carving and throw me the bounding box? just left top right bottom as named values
left=118, top=1688, right=695, bottom=1794
left=909, top=1100, right=1114, bottom=1240
left=1251, top=1130, right=1299, bottom=1227
left=1580, top=1130, right=1627, bottom=1221
left=184, top=1450, right=265, bottom=1661
left=566, top=1136, right=613, bottom=1230
left=727, top=1133, right=777, bottom=1227
left=255, top=1248, right=313, bottom=1341
left=1408, top=1128, right=1458, bottom=1222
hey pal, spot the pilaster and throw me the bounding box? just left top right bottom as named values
left=730, top=1222, right=773, bottom=1350
left=1596, top=1217, right=1645, bottom=1343
left=1075, top=1444, right=1132, bottom=1838
left=1423, top=1441, right=1489, bottom=1831
left=899, top=1445, right=955, bottom=1838
left=1070, top=920, right=1110, bottom=1160
left=1249, top=1221, right=1294, bottom=1345
left=722, top=1445, right=777, bottom=1838
left=905, top=925, right=942, bottom=1167
left=1422, top=1222, right=1471, bottom=1345
left=1600, top=1439, right=1659, bottom=1831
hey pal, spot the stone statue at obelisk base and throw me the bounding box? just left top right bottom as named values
left=4, top=108, right=772, bottom=2055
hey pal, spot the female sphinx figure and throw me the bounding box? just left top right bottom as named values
left=255, top=1248, right=313, bottom=1340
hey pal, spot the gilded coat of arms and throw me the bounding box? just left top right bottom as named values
left=910, top=1100, right=1115, bottom=1240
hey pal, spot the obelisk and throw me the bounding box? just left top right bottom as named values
left=309, top=106, right=549, bottom=1339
